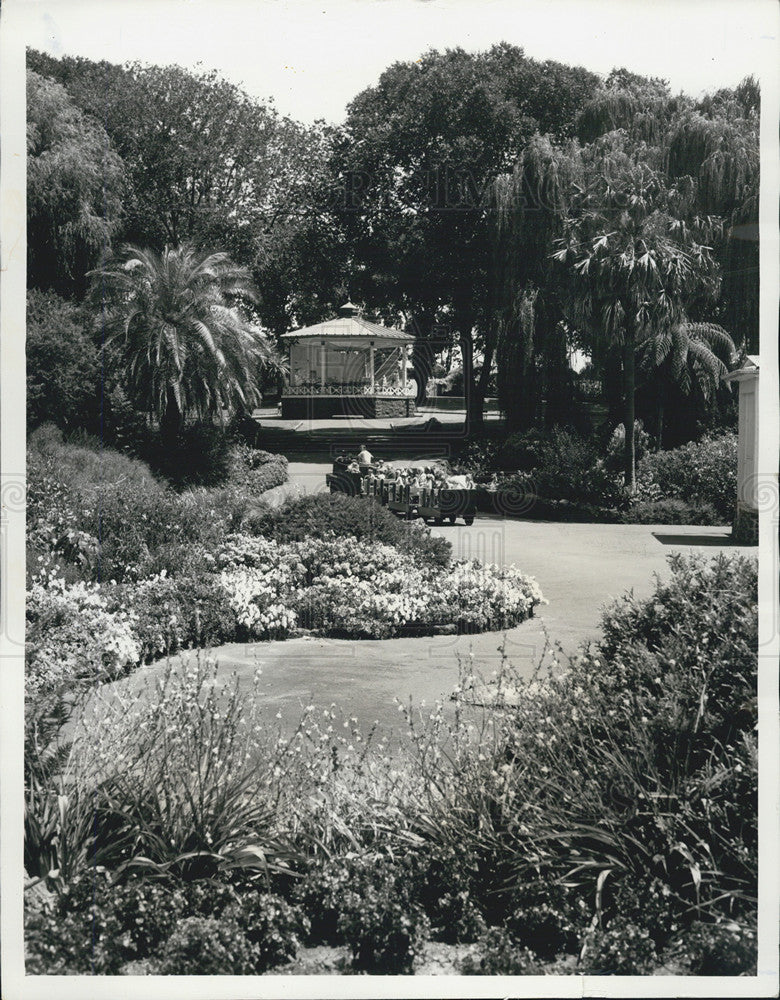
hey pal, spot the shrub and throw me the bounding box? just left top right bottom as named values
left=114, top=573, right=238, bottom=660
left=335, top=854, right=431, bottom=973
left=408, top=846, right=486, bottom=944
left=460, top=927, right=540, bottom=975
left=639, top=431, right=737, bottom=520
left=26, top=289, right=99, bottom=432
left=505, top=884, right=583, bottom=959
left=494, top=429, right=547, bottom=472
left=27, top=429, right=223, bottom=583
left=247, top=492, right=451, bottom=569
left=620, top=498, right=720, bottom=525
left=25, top=870, right=185, bottom=974
left=675, top=918, right=757, bottom=976
left=533, top=427, right=626, bottom=506
left=158, top=916, right=258, bottom=974
left=149, top=422, right=236, bottom=487
left=225, top=892, right=308, bottom=972
left=218, top=533, right=543, bottom=640
left=25, top=576, right=139, bottom=699
left=173, top=881, right=307, bottom=972
left=230, top=442, right=289, bottom=494
left=28, top=424, right=160, bottom=497
left=580, top=919, right=658, bottom=975
left=456, top=436, right=502, bottom=474
left=68, top=656, right=300, bottom=881
left=401, top=553, right=757, bottom=954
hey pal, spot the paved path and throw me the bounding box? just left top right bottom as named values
left=116, top=463, right=755, bottom=749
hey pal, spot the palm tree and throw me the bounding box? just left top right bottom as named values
left=637, top=321, right=736, bottom=449
left=91, top=244, right=285, bottom=450
left=552, top=138, right=720, bottom=490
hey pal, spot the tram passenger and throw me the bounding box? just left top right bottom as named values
left=357, top=443, right=373, bottom=471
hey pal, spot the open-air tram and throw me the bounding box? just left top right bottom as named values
left=325, top=459, right=477, bottom=525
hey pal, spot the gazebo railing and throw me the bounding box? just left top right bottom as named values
left=284, top=379, right=414, bottom=398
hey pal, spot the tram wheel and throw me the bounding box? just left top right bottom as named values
left=464, top=515, right=475, bottom=526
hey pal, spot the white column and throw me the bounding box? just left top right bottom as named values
left=401, top=344, right=408, bottom=392
left=320, top=341, right=326, bottom=390
left=369, top=342, right=375, bottom=394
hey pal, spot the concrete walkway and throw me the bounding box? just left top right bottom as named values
left=117, top=462, right=755, bottom=749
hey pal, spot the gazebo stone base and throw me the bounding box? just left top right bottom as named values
left=732, top=504, right=758, bottom=544
left=281, top=395, right=416, bottom=420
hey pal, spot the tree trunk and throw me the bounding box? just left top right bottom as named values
left=474, top=343, right=494, bottom=432
left=623, top=331, right=636, bottom=492
left=543, top=320, right=571, bottom=428
left=410, top=312, right=437, bottom=405
left=160, top=384, right=182, bottom=454
left=461, top=329, right=483, bottom=435
left=656, top=383, right=665, bottom=452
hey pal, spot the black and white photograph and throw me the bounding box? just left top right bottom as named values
left=0, top=0, right=778, bottom=995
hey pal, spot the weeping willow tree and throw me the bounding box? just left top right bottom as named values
left=574, top=68, right=686, bottom=148
left=489, top=135, right=582, bottom=430
left=489, top=70, right=758, bottom=453
left=666, top=82, right=759, bottom=352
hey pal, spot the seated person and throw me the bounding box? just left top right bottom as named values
left=445, top=472, right=475, bottom=490
left=346, top=459, right=361, bottom=475
left=357, top=443, right=374, bottom=468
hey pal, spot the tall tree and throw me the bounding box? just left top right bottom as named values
left=553, top=134, right=721, bottom=488
left=28, top=51, right=337, bottom=333
left=91, top=245, right=284, bottom=451
left=332, top=44, right=600, bottom=428
left=490, top=133, right=583, bottom=430
left=27, top=70, right=125, bottom=297
left=666, top=82, right=759, bottom=352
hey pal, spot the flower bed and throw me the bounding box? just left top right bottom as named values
left=218, top=534, right=544, bottom=640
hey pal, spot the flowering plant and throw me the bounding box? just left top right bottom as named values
left=26, top=575, right=139, bottom=699
left=218, top=533, right=544, bottom=640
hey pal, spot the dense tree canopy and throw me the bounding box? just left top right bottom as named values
left=26, top=47, right=758, bottom=457
left=26, top=51, right=337, bottom=333
left=27, top=70, right=125, bottom=297
left=331, top=44, right=601, bottom=422
left=490, top=68, right=758, bottom=460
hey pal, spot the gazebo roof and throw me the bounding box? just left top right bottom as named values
left=280, top=303, right=415, bottom=345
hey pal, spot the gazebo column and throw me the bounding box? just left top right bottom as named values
left=401, top=344, right=408, bottom=392
left=369, top=341, right=375, bottom=394
left=319, top=340, right=326, bottom=390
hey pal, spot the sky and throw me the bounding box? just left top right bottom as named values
left=7, top=0, right=779, bottom=124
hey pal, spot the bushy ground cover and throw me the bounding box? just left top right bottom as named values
left=457, top=427, right=737, bottom=525
left=25, top=554, right=757, bottom=976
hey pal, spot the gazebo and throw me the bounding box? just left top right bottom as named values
left=279, top=303, right=416, bottom=418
